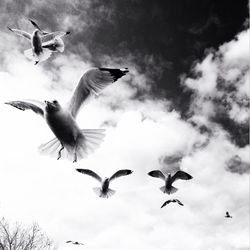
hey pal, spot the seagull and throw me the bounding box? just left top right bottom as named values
left=161, top=199, right=184, bottom=208
left=66, top=241, right=84, bottom=245
left=148, top=170, right=193, bottom=194
left=7, top=18, right=70, bottom=64
left=5, top=67, right=129, bottom=162
left=76, top=169, right=133, bottom=198
left=225, top=211, right=232, bottom=218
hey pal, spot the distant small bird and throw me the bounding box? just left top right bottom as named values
left=5, top=67, right=129, bottom=162
left=76, top=169, right=133, bottom=198
left=161, top=199, right=184, bottom=208
left=225, top=211, right=232, bottom=218
left=66, top=241, right=84, bottom=245
left=148, top=170, right=193, bottom=194
left=8, top=18, right=70, bottom=64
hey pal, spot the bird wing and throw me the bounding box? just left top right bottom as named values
left=28, top=18, right=49, bottom=35
left=171, top=170, right=193, bottom=183
left=67, top=67, right=129, bottom=118
left=7, top=27, right=31, bottom=40
left=175, top=199, right=184, bottom=206
left=5, top=100, right=45, bottom=117
left=109, top=169, right=133, bottom=182
left=161, top=200, right=171, bottom=208
left=66, top=241, right=72, bottom=243
left=76, top=169, right=102, bottom=182
left=148, top=170, right=165, bottom=181
left=41, top=31, right=69, bottom=43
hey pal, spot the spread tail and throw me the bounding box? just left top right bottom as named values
left=38, top=129, right=105, bottom=162
left=93, top=187, right=116, bottom=198
left=160, top=185, right=178, bottom=194
left=24, top=48, right=52, bottom=63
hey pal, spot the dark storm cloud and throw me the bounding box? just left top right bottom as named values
left=226, top=155, right=250, bottom=174
left=2, top=0, right=249, bottom=148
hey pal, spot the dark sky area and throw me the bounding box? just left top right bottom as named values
left=2, top=0, right=249, bottom=146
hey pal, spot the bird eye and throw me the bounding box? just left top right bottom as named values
left=53, top=100, right=58, bottom=104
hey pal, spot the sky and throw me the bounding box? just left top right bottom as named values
left=0, top=1, right=249, bottom=249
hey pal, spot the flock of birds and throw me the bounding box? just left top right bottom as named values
left=5, top=19, right=233, bottom=247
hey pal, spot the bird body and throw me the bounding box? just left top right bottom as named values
left=66, top=241, right=84, bottom=245
left=76, top=169, right=133, bottom=198
left=148, top=170, right=193, bottom=195
left=225, top=211, right=232, bottom=218
left=5, top=67, right=129, bottom=162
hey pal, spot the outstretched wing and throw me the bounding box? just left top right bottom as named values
left=148, top=170, right=165, bottom=181
left=66, top=241, right=72, bottom=243
left=7, top=27, right=31, bottom=40
left=161, top=200, right=171, bottom=208
left=172, top=170, right=193, bottom=183
left=28, top=18, right=48, bottom=35
left=41, top=31, right=70, bottom=43
left=5, top=100, right=45, bottom=117
left=109, top=169, right=133, bottom=182
left=67, top=67, right=129, bottom=118
left=76, top=169, right=102, bottom=182
left=175, top=199, right=184, bottom=206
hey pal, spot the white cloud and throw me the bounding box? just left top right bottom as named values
left=0, top=4, right=249, bottom=250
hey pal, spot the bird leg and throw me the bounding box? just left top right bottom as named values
left=73, top=152, right=77, bottom=163
left=57, top=145, right=64, bottom=160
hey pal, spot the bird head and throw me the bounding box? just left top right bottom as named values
left=44, top=100, right=61, bottom=113
left=33, top=29, right=43, bottom=36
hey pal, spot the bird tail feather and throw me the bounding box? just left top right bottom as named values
left=24, top=48, right=52, bottom=63
left=38, top=129, right=105, bottom=162
left=160, top=186, right=178, bottom=194
left=93, top=187, right=116, bottom=198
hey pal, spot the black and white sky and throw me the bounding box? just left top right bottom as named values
left=0, top=1, right=249, bottom=249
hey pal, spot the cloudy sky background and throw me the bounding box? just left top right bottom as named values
left=0, top=1, right=249, bottom=249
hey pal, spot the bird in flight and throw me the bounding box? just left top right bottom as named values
left=66, top=241, right=84, bottom=245
left=148, top=170, right=193, bottom=194
left=225, top=211, right=232, bottom=218
left=5, top=67, right=129, bottom=162
left=76, top=168, right=133, bottom=198
left=8, top=18, right=70, bottom=64
left=161, top=199, right=184, bottom=208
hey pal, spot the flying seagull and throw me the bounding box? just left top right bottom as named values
left=7, top=18, right=70, bottom=64
left=148, top=170, right=193, bottom=194
left=5, top=67, right=129, bottom=162
left=161, top=199, right=184, bottom=208
left=225, top=211, right=232, bottom=218
left=66, top=241, right=84, bottom=245
left=76, top=168, right=133, bottom=198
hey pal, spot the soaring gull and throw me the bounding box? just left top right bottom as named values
left=161, top=199, right=184, bottom=208
left=148, top=170, right=193, bottom=194
left=225, top=211, right=232, bottom=218
left=66, top=241, right=84, bottom=245
left=5, top=67, right=129, bottom=162
left=8, top=18, right=70, bottom=64
left=76, top=169, right=133, bottom=198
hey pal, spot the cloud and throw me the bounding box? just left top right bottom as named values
left=0, top=2, right=249, bottom=250
left=182, top=29, right=250, bottom=147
